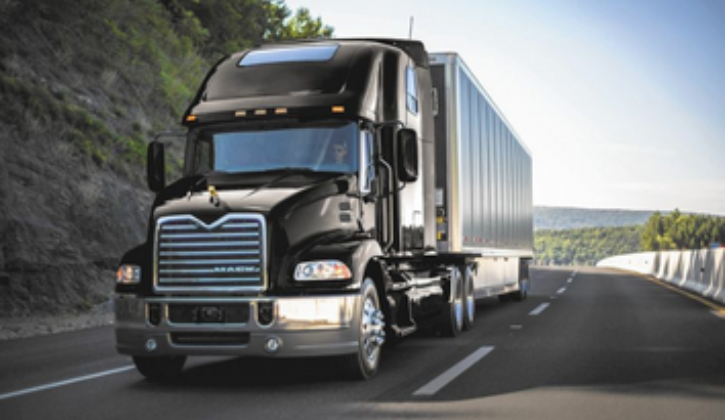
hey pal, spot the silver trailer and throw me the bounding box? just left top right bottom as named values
left=430, top=53, right=534, bottom=299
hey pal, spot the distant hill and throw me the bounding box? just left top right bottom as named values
left=534, top=206, right=653, bottom=231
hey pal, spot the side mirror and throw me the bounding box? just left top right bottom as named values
left=397, top=128, right=418, bottom=182
left=147, top=141, right=166, bottom=192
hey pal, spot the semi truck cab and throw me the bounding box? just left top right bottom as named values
left=114, top=39, right=533, bottom=381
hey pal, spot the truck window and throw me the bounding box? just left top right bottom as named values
left=189, top=123, right=359, bottom=175
left=406, top=66, right=419, bottom=115
left=239, top=44, right=339, bottom=67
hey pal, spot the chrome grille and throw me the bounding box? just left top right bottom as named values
left=154, top=214, right=266, bottom=293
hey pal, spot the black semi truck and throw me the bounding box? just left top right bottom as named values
left=115, top=39, right=533, bottom=381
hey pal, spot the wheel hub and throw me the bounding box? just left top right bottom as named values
left=361, top=298, right=385, bottom=365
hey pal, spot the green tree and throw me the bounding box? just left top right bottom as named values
left=169, top=0, right=334, bottom=60
left=640, top=210, right=725, bottom=251
left=267, top=6, right=334, bottom=40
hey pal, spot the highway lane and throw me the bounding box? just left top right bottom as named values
left=1, top=267, right=724, bottom=420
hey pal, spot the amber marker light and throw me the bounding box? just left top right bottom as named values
left=331, top=105, right=345, bottom=113
left=275, top=107, right=288, bottom=115
left=254, top=109, right=267, bottom=116
left=186, top=115, right=198, bottom=122
left=235, top=110, right=247, bottom=117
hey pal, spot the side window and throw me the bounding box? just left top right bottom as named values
left=406, top=66, right=419, bottom=115
left=194, top=139, right=212, bottom=174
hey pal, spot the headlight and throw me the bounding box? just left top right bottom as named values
left=294, top=260, right=352, bottom=281
left=116, top=264, right=141, bottom=284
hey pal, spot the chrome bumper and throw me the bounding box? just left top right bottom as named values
left=114, top=294, right=361, bottom=358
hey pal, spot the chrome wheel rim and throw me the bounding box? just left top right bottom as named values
left=361, top=295, right=385, bottom=368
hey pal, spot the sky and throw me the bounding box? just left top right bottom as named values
left=284, top=0, right=725, bottom=215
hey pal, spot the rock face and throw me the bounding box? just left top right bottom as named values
left=0, top=1, right=189, bottom=317
left=0, top=121, right=153, bottom=316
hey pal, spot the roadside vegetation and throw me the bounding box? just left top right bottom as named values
left=640, top=210, right=725, bottom=251
left=535, top=225, right=643, bottom=266
left=535, top=209, right=725, bottom=266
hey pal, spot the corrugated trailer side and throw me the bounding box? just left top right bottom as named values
left=430, top=52, right=533, bottom=297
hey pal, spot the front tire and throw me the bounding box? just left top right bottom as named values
left=133, top=355, right=186, bottom=383
left=340, top=278, right=385, bottom=380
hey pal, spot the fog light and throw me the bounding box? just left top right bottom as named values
left=145, top=338, right=157, bottom=352
left=264, top=337, right=282, bottom=354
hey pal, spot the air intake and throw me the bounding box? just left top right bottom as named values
left=154, top=214, right=266, bottom=293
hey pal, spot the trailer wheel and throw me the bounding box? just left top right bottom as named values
left=511, top=260, right=530, bottom=301
left=439, top=267, right=464, bottom=337
left=340, top=278, right=385, bottom=380
left=462, top=266, right=475, bottom=331
left=511, top=277, right=529, bottom=301
left=133, top=355, right=186, bottom=383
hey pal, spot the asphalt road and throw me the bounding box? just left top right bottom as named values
left=1, top=267, right=724, bottom=420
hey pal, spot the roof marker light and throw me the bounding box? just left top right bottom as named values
left=235, top=110, right=247, bottom=117
left=254, top=109, right=267, bottom=116
left=275, top=108, right=288, bottom=115
left=331, top=106, right=345, bottom=113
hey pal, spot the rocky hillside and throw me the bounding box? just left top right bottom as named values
left=0, top=0, right=332, bottom=317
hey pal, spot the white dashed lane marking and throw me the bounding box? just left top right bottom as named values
left=413, top=346, right=494, bottom=396
left=529, top=303, right=551, bottom=316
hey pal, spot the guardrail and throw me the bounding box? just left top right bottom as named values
left=597, top=249, right=725, bottom=305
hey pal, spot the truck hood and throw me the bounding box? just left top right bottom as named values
left=151, top=173, right=351, bottom=223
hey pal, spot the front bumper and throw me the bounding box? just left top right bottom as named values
left=114, top=293, right=361, bottom=358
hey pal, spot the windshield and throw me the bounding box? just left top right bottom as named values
left=188, top=122, right=359, bottom=175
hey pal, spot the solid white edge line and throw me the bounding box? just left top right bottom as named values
left=413, top=346, right=494, bottom=396
left=0, top=366, right=135, bottom=401
left=529, top=302, right=550, bottom=316
left=557, top=287, right=567, bottom=294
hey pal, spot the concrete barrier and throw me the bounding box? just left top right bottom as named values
left=597, top=249, right=725, bottom=305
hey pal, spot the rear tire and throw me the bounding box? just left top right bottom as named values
left=439, top=267, right=464, bottom=337
left=512, top=260, right=530, bottom=302
left=133, top=355, right=186, bottom=383
left=339, top=278, right=385, bottom=380
left=462, top=266, right=475, bottom=331
left=512, top=278, right=529, bottom=301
